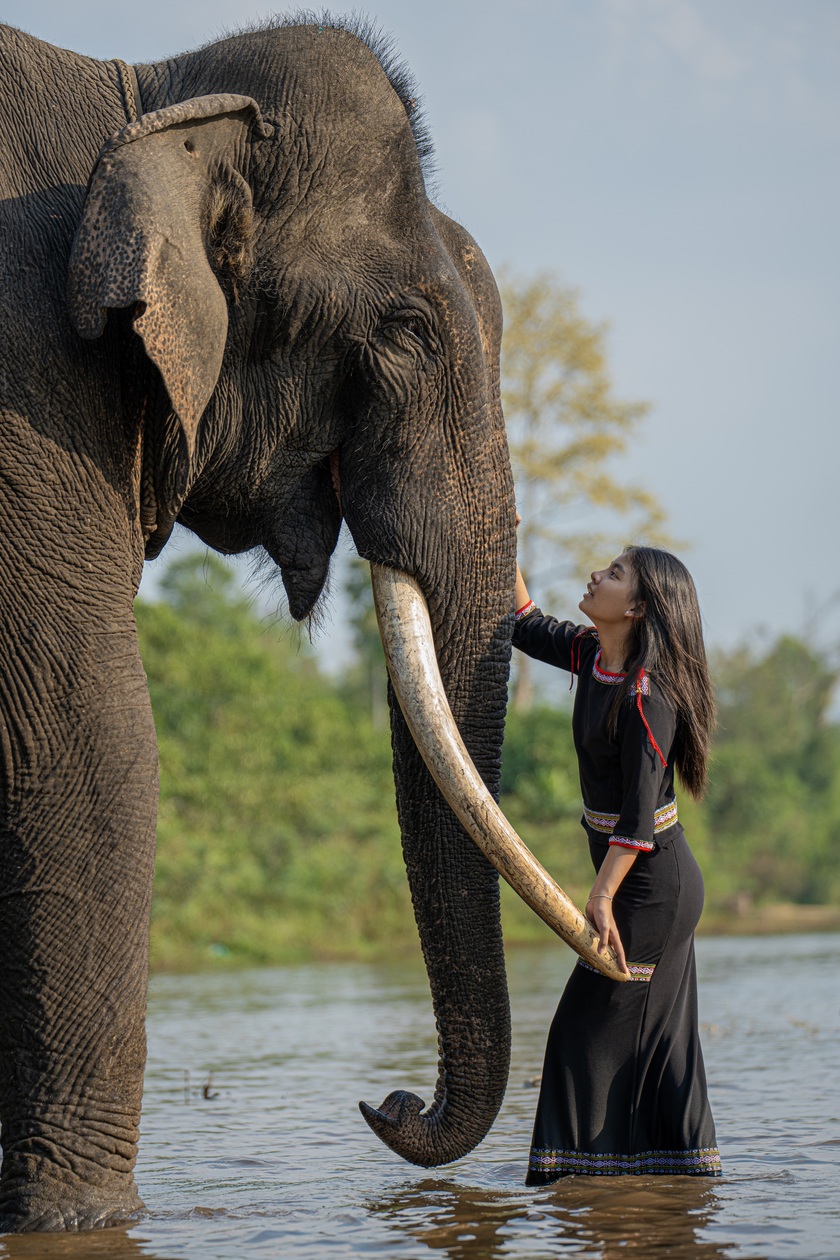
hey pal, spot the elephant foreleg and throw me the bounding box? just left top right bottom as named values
left=0, top=619, right=157, bottom=1231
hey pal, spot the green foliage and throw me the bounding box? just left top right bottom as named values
left=343, top=555, right=388, bottom=731
left=137, top=555, right=412, bottom=971
left=705, top=635, right=840, bottom=905
left=498, top=705, right=599, bottom=943
left=501, top=705, right=580, bottom=825
left=138, top=555, right=840, bottom=971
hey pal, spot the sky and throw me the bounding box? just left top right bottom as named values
left=6, top=0, right=839, bottom=663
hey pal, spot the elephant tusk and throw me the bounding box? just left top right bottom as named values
left=370, top=564, right=629, bottom=983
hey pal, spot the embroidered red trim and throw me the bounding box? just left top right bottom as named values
left=592, top=648, right=625, bottom=684
left=635, top=669, right=667, bottom=768
left=575, top=644, right=669, bottom=772
left=609, top=836, right=656, bottom=852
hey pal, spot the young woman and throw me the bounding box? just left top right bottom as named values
left=513, top=541, right=721, bottom=1181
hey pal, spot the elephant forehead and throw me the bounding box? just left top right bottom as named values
left=246, top=31, right=425, bottom=213
left=256, top=107, right=423, bottom=250
left=265, top=24, right=414, bottom=134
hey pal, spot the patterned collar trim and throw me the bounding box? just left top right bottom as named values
left=592, top=649, right=625, bottom=685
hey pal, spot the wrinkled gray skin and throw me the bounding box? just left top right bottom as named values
left=0, top=16, right=516, bottom=1232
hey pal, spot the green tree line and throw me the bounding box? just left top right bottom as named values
left=137, top=555, right=840, bottom=972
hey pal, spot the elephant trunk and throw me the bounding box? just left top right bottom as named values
left=359, top=786, right=511, bottom=1166
left=360, top=645, right=511, bottom=1164
left=359, top=565, right=626, bottom=1167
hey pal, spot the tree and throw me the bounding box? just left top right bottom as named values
left=500, top=271, right=670, bottom=708
left=135, top=553, right=410, bottom=970
left=706, top=634, right=840, bottom=904
left=155, top=550, right=250, bottom=630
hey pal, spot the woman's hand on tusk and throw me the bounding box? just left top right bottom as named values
left=585, top=896, right=630, bottom=976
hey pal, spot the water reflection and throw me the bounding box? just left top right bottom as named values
left=367, top=1174, right=734, bottom=1260
left=0, top=1224, right=171, bottom=1260
left=540, top=1178, right=734, bottom=1259
left=367, top=1179, right=523, bottom=1259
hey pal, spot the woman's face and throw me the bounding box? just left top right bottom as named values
left=579, top=553, right=641, bottom=629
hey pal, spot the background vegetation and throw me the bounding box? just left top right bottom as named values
left=138, top=272, right=839, bottom=971
left=138, top=553, right=840, bottom=972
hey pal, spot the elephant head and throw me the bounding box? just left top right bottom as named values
left=0, top=16, right=615, bottom=1231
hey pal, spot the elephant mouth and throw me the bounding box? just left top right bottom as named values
left=369, top=564, right=628, bottom=981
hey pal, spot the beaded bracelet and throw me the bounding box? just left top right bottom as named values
left=514, top=599, right=536, bottom=621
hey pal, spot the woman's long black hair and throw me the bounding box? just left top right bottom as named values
left=609, top=546, right=715, bottom=798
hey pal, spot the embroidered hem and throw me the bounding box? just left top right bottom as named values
left=577, top=959, right=656, bottom=982
left=610, top=835, right=656, bottom=852
left=528, top=1147, right=722, bottom=1177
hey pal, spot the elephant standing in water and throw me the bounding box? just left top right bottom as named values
left=0, top=13, right=616, bottom=1232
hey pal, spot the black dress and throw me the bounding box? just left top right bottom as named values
left=513, top=611, right=721, bottom=1181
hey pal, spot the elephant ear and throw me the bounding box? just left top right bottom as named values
left=68, top=95, right=273, bottom=473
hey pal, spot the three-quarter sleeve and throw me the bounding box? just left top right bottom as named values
left=512, top=612, right=592, bottom=675
left=610, top=683, right=677, bottom=853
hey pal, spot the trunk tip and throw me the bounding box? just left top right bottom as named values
left=360, top=1088, right=501, bottom=1168
left=359, top=1091, right=435, bottom=1166
left=359, top=1089, right=425, bottom=1130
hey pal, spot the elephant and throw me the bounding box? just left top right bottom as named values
left=0, top=12, right=619, bottom=1232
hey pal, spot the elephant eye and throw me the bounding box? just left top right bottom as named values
left=385, top=313, right=433, bottom=354
left=399, top=316, right=424, bottom=340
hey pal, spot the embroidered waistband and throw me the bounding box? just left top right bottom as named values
left=584, top=798, right=678, bottom=835
left=577, top=958, right=656, bottom=982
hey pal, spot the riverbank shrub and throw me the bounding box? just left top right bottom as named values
left=137, top=557, right=840, bottom=970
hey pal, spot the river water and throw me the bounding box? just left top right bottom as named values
left=0, top=933, right=837, bottom=1259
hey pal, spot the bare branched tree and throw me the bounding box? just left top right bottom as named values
left=501, top=271, right=673, bottom=709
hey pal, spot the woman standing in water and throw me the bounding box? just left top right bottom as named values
left=513, top=536, right=721, bottom=1180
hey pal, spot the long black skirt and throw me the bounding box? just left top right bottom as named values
left=526, top=831, right=721, bottom=1182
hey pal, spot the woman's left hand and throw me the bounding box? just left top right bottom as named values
left=585, top=896, right=630, bottom=976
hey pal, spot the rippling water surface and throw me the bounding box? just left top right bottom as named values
left=0, top=933, right=837, bottom=1259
